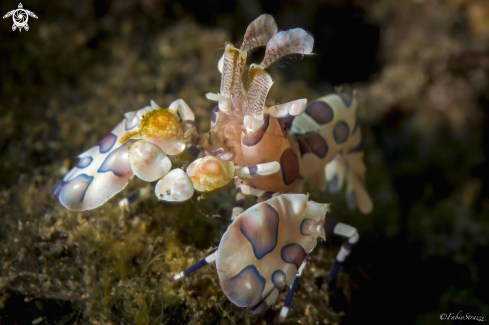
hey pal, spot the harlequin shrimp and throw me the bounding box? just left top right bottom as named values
left=53, top=14, right=372, bottom=321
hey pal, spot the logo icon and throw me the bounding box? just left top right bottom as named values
left=2, top=3, right=38, bottom=32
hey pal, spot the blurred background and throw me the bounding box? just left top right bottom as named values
left=1, top=0, right=488, bottom=324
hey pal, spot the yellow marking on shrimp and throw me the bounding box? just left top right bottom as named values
left=188, top=156, right=234, bottom=192
left=140, top=109, right=182, bottom=141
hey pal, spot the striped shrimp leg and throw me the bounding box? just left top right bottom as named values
left=234, top=182, right=279, bottom=215
left=325, top=220, right=359, bottom=284
left=278, top=254, right=310, bottom=323
left=232, top=184, right=277, bottom=219
left=232, top=161, right=281, bottom=216
left=234, top=161, right=280, bottom=179
left=231, top=189, right=246, bottom=219
left=170, top=252, right=217, bottom=282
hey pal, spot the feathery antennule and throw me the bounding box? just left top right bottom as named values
left=242, top=64, right=273, bottom=132
left=240, top=14, right=278, bottom=52
left=246, top=64, right=273, bottom=116
left=231, top=50, right=247, bottom=111
left=261, top=28, right=314, bottom=68
left=220, top=44, right=237, bottom=99
left=218, top=43, right=248, bottom=113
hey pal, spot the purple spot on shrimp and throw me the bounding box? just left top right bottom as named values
left=77, top=156, right=93, bottom=169
left=234, top=199, right=245, bottom=208
left=239, top=203, right=279, bottom=260
left=58, top=174, right=94, bottom=210
left=272, top=270, right=286, bottom=286
left=98, top=140, right=134, bottom=177
left=280, top=148, right=299, bottom=185
left=248, top=165, right=258, bottom=177
left=281, top=243, right=307, bottom=269
left=338, top=93, right=354, bottom=108
left=296, top=132, right=329, bottom=158
left=282, top=115, right=295, bottom=129
left=209, top=149, right=235, bottom=161
left=305, top=101, right=334, bottom=125
left=333, top=121, right=350, bottom=144
left=300, top=218, right=319, bottom=236
left=211, top=106, right=219, bottom=123
left=98, top=133, right=117, bottom=154
left=260, top=191, right=274, bottom=200
left=242, top=115, right=270, bottom=147
left=223, top=264, right=266, bottom=308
